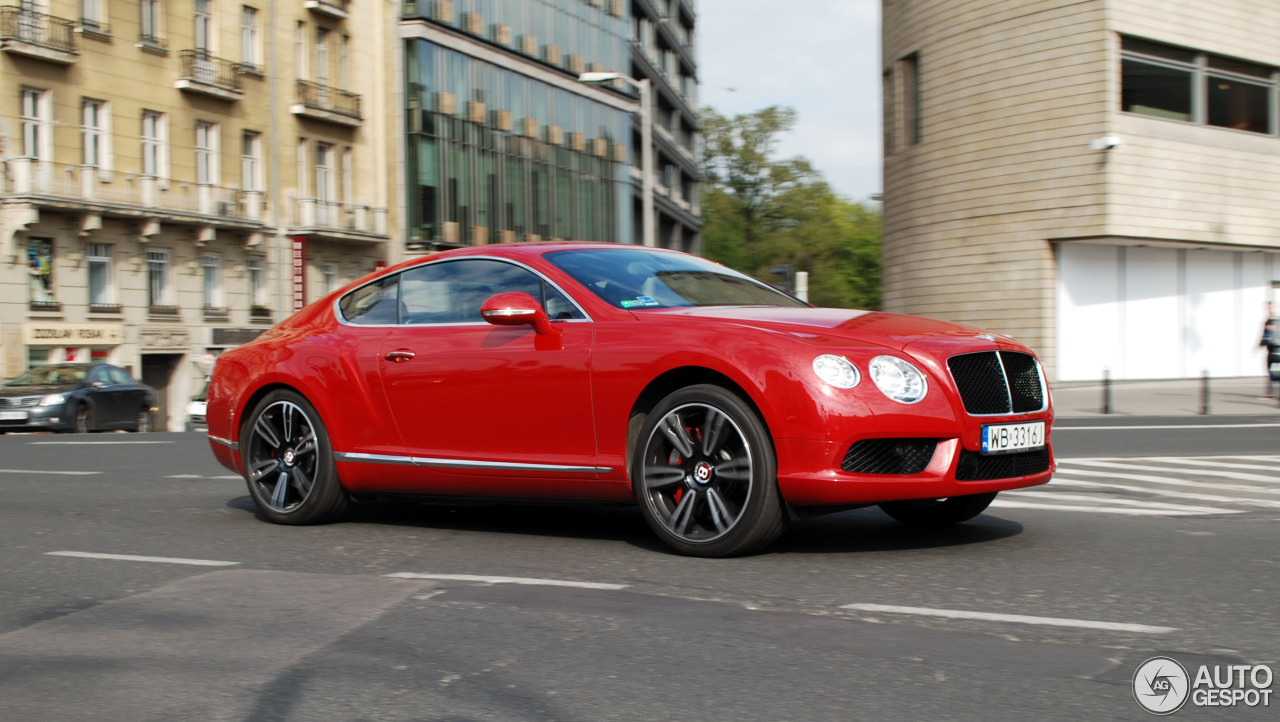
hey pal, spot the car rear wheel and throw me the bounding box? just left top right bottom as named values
left=74, top=406, right=93, bottom=434
left=879, top=492, right=998, bottom=527
left=241, top=390, right=349, bottom=525
left=632, top=385, right=785, bottom=557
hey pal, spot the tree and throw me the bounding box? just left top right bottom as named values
left=700, top=106, right=881, bottom=310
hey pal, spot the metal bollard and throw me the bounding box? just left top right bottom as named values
left=1200, top=369, right=1210, bottom=415
left=1101, top=368, right=1111, bottom=414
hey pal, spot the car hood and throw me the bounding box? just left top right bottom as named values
left=635, top=306, right=1006, bottom=352
left=0, top=383, right=77, bottom=397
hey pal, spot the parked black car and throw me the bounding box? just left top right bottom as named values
left=0, top=363, right=156, bottom=433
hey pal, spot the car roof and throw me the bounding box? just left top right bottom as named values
left=382, top=242, right=680, bottom=275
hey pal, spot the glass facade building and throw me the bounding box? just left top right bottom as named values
left=401, top=0, right=700, bottom=251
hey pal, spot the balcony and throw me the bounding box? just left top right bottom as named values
left=291, top=197, right=388, bottom=242
left=176, top=50, right=243, bottom=100
left=290, top=80, right=362, bottom=126
left=305, top=0, right=349, bottom=20
left=0, top=6, right=77, bottom=64
left=0, top=159, right=268, bottom=254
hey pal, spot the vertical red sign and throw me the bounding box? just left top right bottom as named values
left=291, top=236, right=307, bottom=312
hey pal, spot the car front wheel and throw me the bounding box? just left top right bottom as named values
left=879, top=492, right=998, bottom=527
left=134, top=409, right=152, bottom=432
left=74, top=406, right=93, bottom=434
left=241, top=390, right=349, bottom=525
left=632, top=385, right=785, bottom=557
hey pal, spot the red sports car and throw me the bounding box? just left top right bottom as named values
left=207, top=243, right=1053, bottom=556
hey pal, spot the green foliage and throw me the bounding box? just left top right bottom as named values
left=700, top=106, right=882, bottom=310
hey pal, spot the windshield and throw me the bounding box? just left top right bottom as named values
left=545, top=249, right=806, bottom=309
left=8, top=365, right=88, bottom=386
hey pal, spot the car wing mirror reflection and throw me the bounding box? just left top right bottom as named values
left=480, top=292, right=556, bottom=336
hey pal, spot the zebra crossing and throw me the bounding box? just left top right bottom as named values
left=993, top=455, right=1280, bottom=517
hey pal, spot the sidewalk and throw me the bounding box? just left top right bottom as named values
left=1051, top=376, right=1280, bottom=418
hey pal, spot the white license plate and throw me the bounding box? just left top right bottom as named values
left=981, top=421, right=1045, bottom=454
left=0, top=410, right=29, bottom=421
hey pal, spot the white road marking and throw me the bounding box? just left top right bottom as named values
left=0, top=469, right=100, bottom=475
left=1009, top=490, right=1234, bottom=514
left=991, top=500, right=1239, bottom=516
left=32, top=440, right=174, bottom=445
left=1049, top=478, right=1280, bottom=508
left=1140, top=457, right=1280, bottom=472
left=386, top=572, right=629, bottom=590
left=1054, top=467, right=1280, bottom=495
left=46, top=551, right=240, bottom=566
left=840, top=603, right=1177, bottom=633
left=1063, top=459, right=1280, bottom=484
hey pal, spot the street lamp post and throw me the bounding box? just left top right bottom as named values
left=578, top=71, right=655, bottom=248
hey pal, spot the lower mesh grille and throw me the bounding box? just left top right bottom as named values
left=955, top=448, right=1051, bottom=481
left=842, top=439, right=939, bottom=475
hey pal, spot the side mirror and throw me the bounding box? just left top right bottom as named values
left=480, top=292, right=555, bottom=335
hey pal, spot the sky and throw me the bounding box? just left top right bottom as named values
left=695, top=0, right=883, bottom=203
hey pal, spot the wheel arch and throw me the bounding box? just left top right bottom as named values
left=624, top=366, right=774, bottom=485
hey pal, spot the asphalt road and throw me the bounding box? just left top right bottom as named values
left=0, top=423, right=1276, bottom=721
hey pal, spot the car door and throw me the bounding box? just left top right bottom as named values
left=374, top=258, right=598, bottom=481
left=107, top=366, right=147, bottom=425
left=86, top=365, right=125, bottom=428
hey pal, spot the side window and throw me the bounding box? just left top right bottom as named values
left=107, top=367, right=133, bottom=385
left=339, top=275, right=400, bottom=325
left=399, top=259, right=584, bottom=325
left=88, top=366, right=112, bottom=386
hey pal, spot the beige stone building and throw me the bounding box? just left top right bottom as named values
left=882, top=0, right=1280, bottom=382
left=0, top=0, right=399, bottom=428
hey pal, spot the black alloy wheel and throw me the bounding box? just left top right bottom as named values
left=632, top=384, right=785, bottom=557
left=241, top=390, right=349, bottom=525
left=74, top=406, right=93, bottom=434
left=879, top=492, right=998, bottom=527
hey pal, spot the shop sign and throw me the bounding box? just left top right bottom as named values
left=23, top=323, right=124, bottom=346
left=139, top=327, right=191, bottom=349
left=292, top=236, right=307, bottom=312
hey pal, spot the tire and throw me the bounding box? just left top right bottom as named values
left=632, top=384, right=785, bottom=557
left=74, top=406, right=93, bottom=434
left=879, top=492, right=998, bottom=527
left=134, top=409, right=152, bottom=433
left=240, top=389, right=349, bottom=525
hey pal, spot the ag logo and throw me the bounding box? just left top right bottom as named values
left=1134, top=656, right=1190, bottom=715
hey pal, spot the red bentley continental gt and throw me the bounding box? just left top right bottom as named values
left=207, top=243, right=1053, bottom=557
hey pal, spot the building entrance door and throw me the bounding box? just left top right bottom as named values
left=141, top=353, right=182, bottom=431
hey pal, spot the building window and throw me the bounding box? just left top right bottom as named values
left=240, top=6, right=259, bottom=68
left=902, top=53, right=921, bottom=146
left=1121, top=36, right=1275, bottom=135
left=147, top=249, right=172, bottom=308
left=323, top=261, right=338, bottom=294
left=81, top=0, right=105, bottom=30
left=27, top=237, right=56, bottom=305
left=315, top=141, right=335, bottom=224
left=81, top=99, right=110, bottom=169
left=20, top=87, right=49, bottom=160
left=315, top=27, right=330, bottom=85
left=247, top=257, right=266, bottom=306
left=202, top=253, right=222, bottom=307
left=142, top=111, right=167, bottom=178
left=196, top=121, right=218, bottom=184
left=241, top=130, right=262, bottom=191
left=87, top=243, right=114, bottom=306
left=140, top=0, right=162, bottom=44
left=194, top=0, right=212, bottom=52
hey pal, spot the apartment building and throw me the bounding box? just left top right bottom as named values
left=0, top=0, right=397, bottom=428
left=398, top=0, right=700, bottom=252
left=882, top=0, right=1280, bottom=382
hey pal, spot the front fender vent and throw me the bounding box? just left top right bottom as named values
left=955, top=448, right=1051, bottom=481
left=842, top=439, right=939, bottom=475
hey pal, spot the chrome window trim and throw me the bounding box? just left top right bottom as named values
left=336, top=451, right=610, bottom=474
left=334, top=256, right=594, bottom=328
left=209, top=434, right=237, bottom=449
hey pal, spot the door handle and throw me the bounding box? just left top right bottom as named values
left=384, top=350, right=415, bottom=362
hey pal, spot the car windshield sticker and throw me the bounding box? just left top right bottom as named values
left=621, top=296, right=661, bottom=309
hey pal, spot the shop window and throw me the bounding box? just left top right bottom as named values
left=28, top=237, right=57, bottom=308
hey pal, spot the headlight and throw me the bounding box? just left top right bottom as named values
left=39, top=393, right=67, bottom=406
left=869, top=356, right=927, bottom=403
left=812, top=354, right=860, bottom=389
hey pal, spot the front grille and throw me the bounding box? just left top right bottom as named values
left=955, top=448, right=1051, bottom=481
left=0, top=396, right=40, bottom=409
left=842, top=439, right=939, bottom=475
left=948, top=351, right=1045, bottom=415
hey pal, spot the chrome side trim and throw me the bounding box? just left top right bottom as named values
left=209, top=435, right=238, bottom=450
left=335, top=451, right=609, bottom=474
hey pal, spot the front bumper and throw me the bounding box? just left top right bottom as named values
left=0, top=404, right=74, bottom=432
